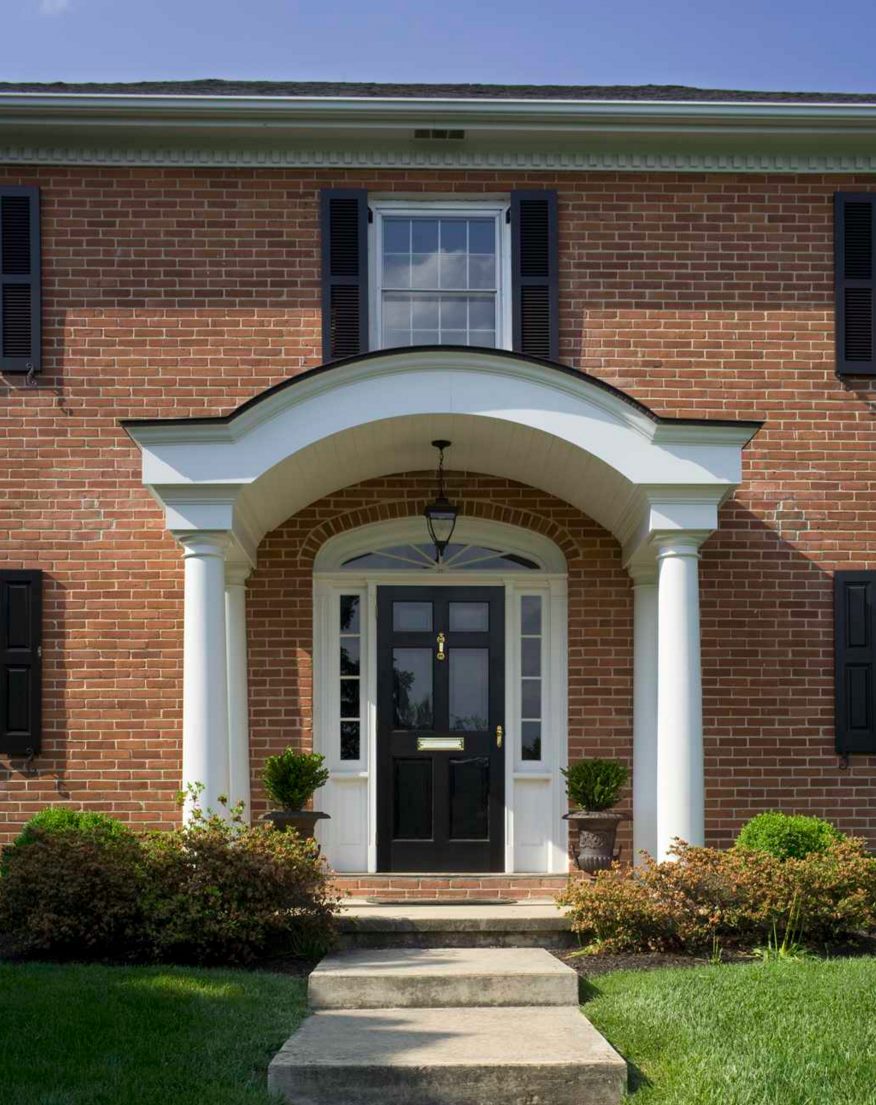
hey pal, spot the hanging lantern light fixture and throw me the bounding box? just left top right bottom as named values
left=423, top=439, right=459, bottom=562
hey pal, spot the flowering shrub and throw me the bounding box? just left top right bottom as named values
left=558, top=839, right=876, bottom=954
left=141, top=807, right=339, bottom=965
left=0, top=797, right=339, bottom=965
left=735, top=811, right=843, bottom=860
left=0, top=821, right=146, bottom=959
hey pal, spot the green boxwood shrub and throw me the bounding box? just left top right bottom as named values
left=263, top=749, right=330, bottom=811
left=735, top=812, right=844, bottom=860
left=562, top=758, right=630, bottom=811
left=11, top=806, right=134, bottom=849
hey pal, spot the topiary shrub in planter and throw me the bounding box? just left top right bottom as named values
left=735, top=811, right=844, bottom=860
left=140, top=803, right=339, bottom=965
left=0, top=809, right=145, bottom=959
left=262, top=748, right=331, bottom=838
left=562, top=758, right=630, bottom=873
left=558, top=837, right=876, bottom=954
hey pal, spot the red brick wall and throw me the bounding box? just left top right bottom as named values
left=0, top=165, right=874, bottom=848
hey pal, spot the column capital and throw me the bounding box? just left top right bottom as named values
left=628, top=564, right=658, bottom=585
left=225, top=562, right=252, bottom=587
left=176, top=531, right=231, bottom=559
left=652, top=532, right=709, bottom=561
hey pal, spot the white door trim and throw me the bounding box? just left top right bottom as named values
left=312, top=519, right=568, bottom=874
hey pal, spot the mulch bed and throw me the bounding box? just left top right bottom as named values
left=552, top=933, right=876, bottom=979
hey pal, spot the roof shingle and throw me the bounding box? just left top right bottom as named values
left=0, top=80, right=874, bottom=103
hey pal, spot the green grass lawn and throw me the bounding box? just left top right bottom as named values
left=0, top=962, right=307, bottom=1105
left=2, top=957, right=875, bottom=1104
left=583, top=956, right=876, bottom=1105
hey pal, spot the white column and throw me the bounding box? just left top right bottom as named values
left=655, top=536, right=705, bottom=859
left=225, top=564, right=252, bottom=821
left=631, top=569, right=659, bottom=863
left=180, top=533, right=230, bottom=819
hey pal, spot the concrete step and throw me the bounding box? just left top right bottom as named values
left=338, top=899, right=575, bottom=949
left=268, top=1005, right=626, bottom=1105
left=309, top=947, right=579, bottom=1009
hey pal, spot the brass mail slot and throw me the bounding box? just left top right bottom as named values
left=417, top=736, right=465, bottom=751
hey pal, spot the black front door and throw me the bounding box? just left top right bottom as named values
left=376, top=586, right=505, bottom=872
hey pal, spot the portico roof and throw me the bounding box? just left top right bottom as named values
left=123, top=347, right=760, bottom=573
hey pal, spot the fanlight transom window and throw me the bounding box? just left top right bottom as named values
left=340, top=541, right=540, bottom=572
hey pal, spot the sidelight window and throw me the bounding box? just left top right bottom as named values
left=339, top=594, right=362, bottom=759
left=519, top=594, right=544, bottom=762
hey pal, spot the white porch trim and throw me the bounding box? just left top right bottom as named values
left=124, top=348, right=759, bottom=858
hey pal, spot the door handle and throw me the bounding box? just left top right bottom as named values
left=436, top=632, right=446, bottom=661
left=496, top=724, right=504, bottom=748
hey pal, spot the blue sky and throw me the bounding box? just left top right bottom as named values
left=2, top=0, right=875, bottom=92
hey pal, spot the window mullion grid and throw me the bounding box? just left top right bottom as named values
left=519, top=593, right=544, bottom=764
left=339, top=592, right=363, bottom=762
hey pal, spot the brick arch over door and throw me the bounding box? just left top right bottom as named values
left=245, top=470, right=634, bottom=851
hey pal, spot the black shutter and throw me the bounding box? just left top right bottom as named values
left=0, top=186, right=41, bottom=374
left=321, top=188, right=369, bottom=361
left=511, top=189, right=558, bottom=361
left=835, top=193, right=876, bottom=376
left=835, top=571, right=876, bottom=755
left=0, top=570, right=42, bottom=756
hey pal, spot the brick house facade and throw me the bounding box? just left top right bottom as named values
left=1, top=85, right=875, bottom=875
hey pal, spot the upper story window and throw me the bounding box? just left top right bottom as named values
left=370, top=202, right=510, bottom=351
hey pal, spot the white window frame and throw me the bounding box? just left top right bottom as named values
left=368, top=198, right=513, bottom=353
left=313, top=517, right=568, bottom=874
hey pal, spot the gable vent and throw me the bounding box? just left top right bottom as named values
left=413, top=129, right=465, bottom=140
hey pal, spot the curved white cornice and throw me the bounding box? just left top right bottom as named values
left=124, top=348, right=758, bottom=566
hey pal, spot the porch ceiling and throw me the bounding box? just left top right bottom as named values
left=122, top=347, right=760, bottom=569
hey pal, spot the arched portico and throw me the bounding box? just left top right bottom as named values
left=124, top=347, right=760, bottom=864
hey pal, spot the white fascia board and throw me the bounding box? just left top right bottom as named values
left=651, top=421, right=760, bottom=448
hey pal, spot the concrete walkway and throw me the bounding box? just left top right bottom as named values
left=268, top=921, right=626, bottom=1104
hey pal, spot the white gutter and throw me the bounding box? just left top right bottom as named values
left=1, top=92, right=876, bottom=130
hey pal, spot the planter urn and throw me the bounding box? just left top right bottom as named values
left=261, top=810, right=330, bottom=838
left=564, top=810, right=625, bottom=873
